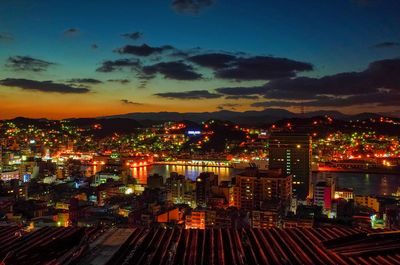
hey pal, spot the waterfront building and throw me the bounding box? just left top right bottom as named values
left=334, top=187, right=354, bottom=200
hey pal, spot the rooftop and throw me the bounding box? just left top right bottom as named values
left=0, top=226, right=399, bottom=265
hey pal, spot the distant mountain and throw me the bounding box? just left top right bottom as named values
left=4, top=117, right=142, bottom=137
left=98, top=108, right=389, bottom=125
left=4, top=110, right=393, bottom=129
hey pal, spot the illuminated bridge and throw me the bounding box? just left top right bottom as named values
left=154, top=160, right=232, bottom=168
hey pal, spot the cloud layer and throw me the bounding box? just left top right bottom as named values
left=216, top=58, right=400, bottom=107
left=67, top=78, right=103, bottom=84
left=121, top=31, right=143, bottom=40
left=6, top=56, right=55, bottom=72
left=0, top=78, right=90, bottom=94
left=373, top=41, right=400, bottom=48
left=171, top=0, right=215, bottom=14
left=96, top=59, right=140, bottom=72
left=120, top=99, right=142, bottom=105
left=115, top=44, right=174, bottom=56
left=155, top=90, right=221, bottom=99
left=190, top=53, right=313, bottom=81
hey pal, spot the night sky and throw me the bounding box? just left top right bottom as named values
left=1, top=0, right=400, bottom=119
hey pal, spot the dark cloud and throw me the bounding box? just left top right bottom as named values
left=121, top=31, right=143, bottom=40
left=214, top=56, right=313, bottom=81
left=251, top=92, right=400, bottom=108
left=141, top=61, right=202, bottom=80
left=67, top=78, right=103, bottom=84
left=114, top=44, right=174, bottom=56
left=237, top=58, right=400, bottom=107
left=155, top=90, right=222, bottom=99
left=63, top=28, right=81, bottom=37
left=216, top=85, right=267, bottom=96
left=0, top=33, right=13, bottom=41
left=225, top=95, right=259, bottom=100
left=188, top=53, right=236, bottom=69
left=108, top=79, right=130, bottom=84
left=219, top=58, right=400, bottom=96
left=170, top=50, right=190, bottom=58
left=103, top=45, right=311, bottom=83
left=251, top=100, right=303, bottom=108
left=188, top=53, right=313, bottom=81
left=172, top=0, right=215, bottom=14
left=0, top=78, right=90, bottom=94
left=373, top=41, right=400, bottom=48
left=92, top=44, right=99, bottom=49
left=5, top=56, right=55, bottom=72
left=96, top=58, right=140, bottom=72
left=120, top=99, right=142, bottom=105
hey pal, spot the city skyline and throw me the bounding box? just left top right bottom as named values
left=1, top=0, right=400, bottom=119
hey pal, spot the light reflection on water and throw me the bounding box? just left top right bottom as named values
left=314, top=171, right=400, bottom=196
left=130, top=165, right=399, bottom=196
left=131, top=165, right=234, bottom=184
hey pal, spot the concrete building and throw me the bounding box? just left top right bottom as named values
left=230, top=168, right=292, bottom=211
left=355, top=196, right=380, bottom=212
left=195, top=172, right=218, bottom=207
left=269, top=132, right=312, bottom=200
left=166, top=172, right=195, bottom=205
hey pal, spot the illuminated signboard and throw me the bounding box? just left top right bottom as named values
left=187, top=130, right=201, bottom=136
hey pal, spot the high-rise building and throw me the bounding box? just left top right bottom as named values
left=195, top=172, right=218, bottom=207
left=0, top=145, right=3, bottom=172
left=268, top=132, right=312, bottom=200
left=167, top=172, right=195, bottom=205
left=231, top=168, right=292, bottom=210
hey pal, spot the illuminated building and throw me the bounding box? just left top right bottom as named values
left=157, top=208, right=183, bottom=223
left=355, top=196, right=380, bottom=212
left=269, top=132, right=312, bottom=200
left=313, top=177, right=335, bottom=213
left=19, top=160, right=39, bottom=180
left=251, top=208, right=280, bottom=228
left=283, top=217, right=314, bottom=228
left=334, top=188, right=354, bottom=200
left=195, top=172, right=218, bottom=207
left=123, top=156, right=152, bottom=168
left=56, top=167, right=65, bottom=179
left=185, top=210, right=205, bottom=229
left=0, top=170, right=19, bottom=181
left=98, top=183, right=125, bottom=206
left=94, top=171, right=120, bottom=186
left=185, top=209, right=230, bottom=229
left=0, top=145, right=3, bottom=172
left=67, top=139, right=74, bottom=151
left=231, top=168, right=292, bottom=210
left=167, top=172, right=195, bottom=205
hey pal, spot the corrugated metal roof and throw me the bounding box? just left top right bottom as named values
left=1, top=226, right=399, bottom=265
left=105, top=227, right=400, bottom=265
